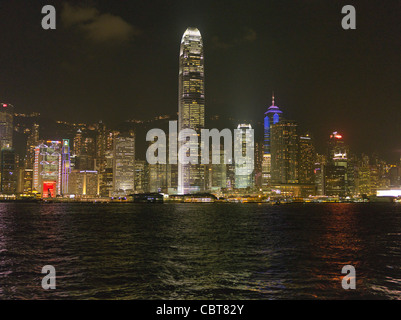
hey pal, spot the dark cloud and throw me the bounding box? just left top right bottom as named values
left=212, top=27, right=257, bottom=49
left=61, top=3, right=98, bottom=26
left=61, top=3, right=141, bottom=44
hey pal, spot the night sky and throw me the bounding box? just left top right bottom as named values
left=1, top=0, right=400, bottom=161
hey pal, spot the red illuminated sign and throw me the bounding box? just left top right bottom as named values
left=42, top=181, right=56, bottom=198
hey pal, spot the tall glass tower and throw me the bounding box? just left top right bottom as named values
left=0, top=103, right=16, bottom=195
left=178, top=27, right=205, bottom=194
left=262, top=95, right=282, bottom=187
left=113, top=132, right=135, bottom=196
left=0, top=103, right=14, bottom=149
left=235, top=124, right=254, bottom=189
left=271, top=120, right=299, bottom=184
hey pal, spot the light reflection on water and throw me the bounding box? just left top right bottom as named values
left=0, top=203, right=400, bottom=299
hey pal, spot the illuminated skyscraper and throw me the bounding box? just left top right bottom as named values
left=0, top=103, right=14, bottom=149
left=328, top=132, right=348, bottom=166
left=25, top=123, right=39, bottom=169
left=206, top=145, right=228, bottom=192
left=0, top=103, right=16, bottom=195
left=149, top=163, right=167, bottom=193
left=22, top=168, right=34, bottom=194
left=96, top=121, right=107, bottom=166
left=298, top=133, right=315, bottom=184
left=262, top=95, right=282, bottom=187
left=73, top=129, right=83, bottom=156
left=102, top=150, right=114, bottom=197
left=68, top=170, right=99, bottom=197
left=147, top=139, right=167, bottom=193
left=271, top=120, right=299, bottom=184
left=61, top=139, right=71, bottom=195
left=0, top=147, right=17, bottom=194
left=134, top=160, right=148, bottom=193
left=33, top=141, right=67, bottom=197
left=113, top=132, right=135, bottom=195
left=314, top=154, right=327, bottom=196
left=178, top=27, right=205, bottom=194
left=356, top=154, right=371, bottom=195
left=96, top=121, right=108, bottom=197
left=325, top=132, right=348, bottom=197
left=254, top=141, right=264, bottom=187
left=235, top=124, right=254, bottom=189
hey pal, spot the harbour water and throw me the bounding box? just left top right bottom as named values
left=0, top=203, right=400, bottom=299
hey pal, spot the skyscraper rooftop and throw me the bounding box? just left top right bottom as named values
left=181, top=27, right=202, bottom=42
left=265, top=94, right=283, bottom=116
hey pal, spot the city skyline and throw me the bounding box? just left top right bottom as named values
left=3, top=90, right=401, bottom=199
left=1, top=2, right=401, bottom=200
left=0, top=1, right=400, bottom=161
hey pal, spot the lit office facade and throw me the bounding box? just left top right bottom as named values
left=325, top=132, right=348, bottom=197
left=68, top=170, right=99, bottom=197
left=0, top=148, right=17, bottom=194
left=24, top=123, right=40, bottom=170
left=33, top=140, right=71, bottom=197
left=113, top=133, right=135, bottom=195
left=271, top=120, right=299, bottom=184
left=235, top=124, right=254, bottom=189
left=298, top=134, right=315, bottom=184
left=0, top=103, right=14, bottom=149
left=178, top=27, right=205, bottom=194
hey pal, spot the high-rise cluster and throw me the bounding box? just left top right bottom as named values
left=1, top=28, right=400, bottom=200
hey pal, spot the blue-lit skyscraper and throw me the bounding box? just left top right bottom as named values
left=262, top=94, right=282, bottom=187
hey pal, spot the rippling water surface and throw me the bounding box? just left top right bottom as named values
left=0, top=203, right=400, bottom=299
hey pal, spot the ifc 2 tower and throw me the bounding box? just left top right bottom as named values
left=178, top=27, right=205, bottom=194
